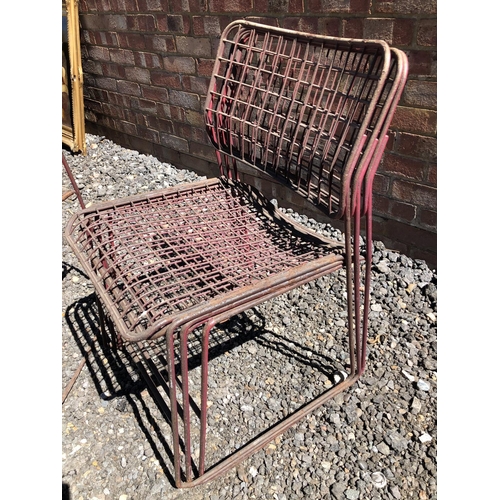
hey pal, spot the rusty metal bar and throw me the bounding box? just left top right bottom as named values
left=62, top=153, right=85, bottom=209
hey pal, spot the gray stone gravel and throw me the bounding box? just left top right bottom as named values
left=62, top=134, right=437, bottom=500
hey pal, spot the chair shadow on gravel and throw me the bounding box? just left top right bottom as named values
left=62, top=482, right=70, bottom=500
left=63, top=268, right=346, bottom=488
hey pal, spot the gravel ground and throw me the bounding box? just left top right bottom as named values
left=62, top=134, right=437, bottom=500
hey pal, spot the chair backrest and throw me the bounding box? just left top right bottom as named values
left=205, top=20, right=392, bottom=218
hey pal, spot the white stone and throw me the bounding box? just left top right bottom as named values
left=419, top=433, right=432, bottom=443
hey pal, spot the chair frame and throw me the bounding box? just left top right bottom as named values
left=64, top=20, right=408, bottom=488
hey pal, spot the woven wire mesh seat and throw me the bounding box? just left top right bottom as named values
left=64, top=20, right=408, bottom=488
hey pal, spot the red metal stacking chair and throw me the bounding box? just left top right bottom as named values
left=64, top=20, right=408, bottom=488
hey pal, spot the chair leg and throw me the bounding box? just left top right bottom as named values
left=343, top=209, right=359, bottom=376
left=165, top=290, right=361, bottom=488
left=351, top=194, right=371, bottom=376
left=360, top=195, right=374, bottom=373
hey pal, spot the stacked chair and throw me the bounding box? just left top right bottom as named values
left=64, top=20, right=408, bottom=488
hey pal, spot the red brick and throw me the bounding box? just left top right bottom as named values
left=176, top=36, right=212, bottom=58
left=169, top=89, right=201, bottom=110
left=81, top=29, right=94, bottom=45
left=130, top=97, right=157, bottom=112
left=253, top=0, right=303, bottom=13
left=181, top=75, right=210, bottom=94
left=124, top=111, right=147, bottom=127
left=157, top=15, right=185, bottom=33
left=391, top=107, right=437, bottom=136
left=80, top=14, right=106, bottom=31
left=136, top=125, right=160, bottom=144
left=101, top=62, right=127, bottom=79
left=115, top=120, right=138, bottom=136
left=108, top=15, right=128, bottom=30
left=146, top=114, right=160, bottom=129
left=407, top=50, right=433, bottom=76
left=124, top=66, right=151, bottom=83
left=385, top=131, right=395, bottom=152
left=427, top=163, right=436, bottom=186
left=193, top=16, right=222, bottom=36
left=388, top=199, right=417, bottom=222
left=136, top=0, right=168, bottom=10
left=173, top=122, right=207, bottom=143
left=308, top=0, right=350, bottom=13
left=84, top=98, right=104, bottom=113
left=373, top=0, right=436, bottom=15
left=160, top=133, right=190, bottom=152
left=87, top=87, right=108, bottom=102
left=102, top=102, right=125, bottom=120
left=393, top=19, right=414, bottom=46
left=99, top=115, right=116, bottom=130
left=343, top=18, right=363, bottom=38
left=397, top=133, right=436, bottom=161
left=95, top=76, right=118, bottom=91
left=80, top=0, right=96, bottom=11
left=116, top=33, right=146, bottom=49
left=401, top=80, right=436, bottom=110
left=82, top=59, right=103, bottom=75
left=113, top=0, right=139, bottom=10
left=372, top=172, right=390, bottom=195
left=363, top=18, right=394, bottom=43
left=185, top=109, right=206, bottom=127
left=381, top=152, right=427, bottom=181
left=169, top=0, right=184, bottom=10
left=350, top=0, right=370, bottom=12
left=88, top=46, right=110, bottom=62
left=109, top=48, right=135, bottom=65
left=97, top=31, right=119, bottom=46
left=163, top=56, right=196, bottom=74
left=197, top=58, right=216, bottom=77
left=134, top=52, right=162, bottom=69
left=282, top=17, right=319, bottom=34
left=419, top=208, right=436, bottom=229
left=142, top=85, right=169, bottom=103
left=107, top=92, right=131, bottom=107
left=99, top=0, right=113, bottom=11
left=116, top=80, right=141, bottom=96
left=318, top=17, right=341, bottom=37
left=170, top=106, right=186, bottom=122
left=145, top=34, right=176, bottom=53
left=151, top=71, right=183, bottom=89
left=156, top=104, right=172, bottom=120
left=417, top=19, right=436, bottom=47
left=157, top=117, right=174, bottom=134
left=372, top=192, right=390, bottom=214
left=209, top=0, right=253, bottom=12
left=392, top=179, right=436, bottom=210
left=127, top=14, right=157, bottom=32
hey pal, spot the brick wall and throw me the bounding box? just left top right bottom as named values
left=78, top=0, right=437, bottom=268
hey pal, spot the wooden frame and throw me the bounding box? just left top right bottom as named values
left=62, top=0, right=86, bottom=155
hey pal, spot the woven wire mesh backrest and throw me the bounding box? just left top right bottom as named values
left=205, top=21, right=391, bottom=217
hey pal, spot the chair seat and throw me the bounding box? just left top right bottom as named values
left=65, top=176, right=345, bottom=342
